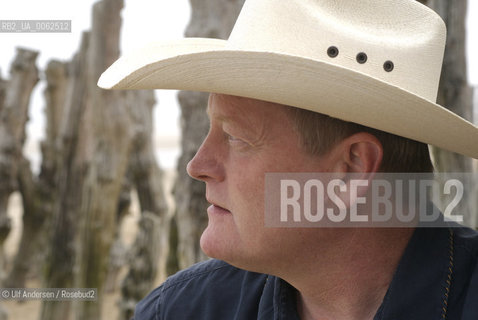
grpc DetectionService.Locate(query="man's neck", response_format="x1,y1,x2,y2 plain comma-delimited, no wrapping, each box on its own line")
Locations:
278,228,414,320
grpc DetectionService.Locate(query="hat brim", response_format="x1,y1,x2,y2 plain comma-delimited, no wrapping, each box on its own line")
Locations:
98,38,478,159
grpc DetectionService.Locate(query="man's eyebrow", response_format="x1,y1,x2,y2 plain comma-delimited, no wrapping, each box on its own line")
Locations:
206,106,236,124
206,95,254,127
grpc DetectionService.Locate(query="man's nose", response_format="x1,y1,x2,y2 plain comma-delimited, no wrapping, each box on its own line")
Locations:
186,136,225,183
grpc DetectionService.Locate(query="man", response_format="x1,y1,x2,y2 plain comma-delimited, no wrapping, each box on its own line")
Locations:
99,0,478,319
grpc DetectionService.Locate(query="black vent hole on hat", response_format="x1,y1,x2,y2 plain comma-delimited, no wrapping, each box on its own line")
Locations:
356,52,367,64
384,60,394,72
327,46,339,58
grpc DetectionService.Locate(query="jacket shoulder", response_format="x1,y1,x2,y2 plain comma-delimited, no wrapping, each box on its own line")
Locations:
133,259,267,320
454,225,478,255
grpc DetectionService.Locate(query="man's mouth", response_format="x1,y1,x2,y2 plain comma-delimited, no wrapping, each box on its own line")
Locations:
207,201,231,215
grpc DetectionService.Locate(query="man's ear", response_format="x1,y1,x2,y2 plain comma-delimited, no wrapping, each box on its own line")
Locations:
326,133,383,211
340,132,383,174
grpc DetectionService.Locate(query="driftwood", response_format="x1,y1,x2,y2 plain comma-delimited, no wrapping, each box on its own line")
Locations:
0,0,168,319
0,48,38,249
73,0,131,317
40,31,91,320
117,89,168,320
39,0,166,319
0,49,39,284
0,74,7,284
424,0,477,228
119,211,161,320
0,47,38,320
5,60,67,289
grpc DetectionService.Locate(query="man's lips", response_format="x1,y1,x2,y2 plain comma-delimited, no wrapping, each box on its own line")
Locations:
207,203,232,215
206,195,232,214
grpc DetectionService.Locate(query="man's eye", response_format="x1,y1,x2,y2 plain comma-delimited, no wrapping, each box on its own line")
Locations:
227,134,239,142
225,133,247,146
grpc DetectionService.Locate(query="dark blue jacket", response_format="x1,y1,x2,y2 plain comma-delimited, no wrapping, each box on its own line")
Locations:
134,226,478,319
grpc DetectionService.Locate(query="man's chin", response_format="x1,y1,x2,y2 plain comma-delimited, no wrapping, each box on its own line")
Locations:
199,226,233,260
199,229,272,273
199,227,247,265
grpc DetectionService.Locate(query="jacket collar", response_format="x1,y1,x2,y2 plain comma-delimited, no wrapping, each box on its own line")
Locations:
258,225,452,320
374,226,452,319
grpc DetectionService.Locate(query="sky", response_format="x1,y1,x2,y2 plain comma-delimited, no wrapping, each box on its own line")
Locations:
0,0,477,171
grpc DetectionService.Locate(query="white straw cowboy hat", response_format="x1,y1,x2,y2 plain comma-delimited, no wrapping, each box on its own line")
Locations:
98,0,478,159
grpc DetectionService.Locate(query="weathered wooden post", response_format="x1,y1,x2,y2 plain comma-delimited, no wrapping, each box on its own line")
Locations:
0,49,39,287
5,60,68,289
423,0,477,228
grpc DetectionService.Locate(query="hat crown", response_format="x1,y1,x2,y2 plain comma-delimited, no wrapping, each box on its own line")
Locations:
228,0,446,102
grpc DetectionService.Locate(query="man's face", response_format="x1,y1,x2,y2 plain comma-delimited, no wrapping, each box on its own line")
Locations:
187,94,339,273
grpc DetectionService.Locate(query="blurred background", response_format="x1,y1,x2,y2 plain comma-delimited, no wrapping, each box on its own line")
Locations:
0,0,191,172
0,0,476,319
